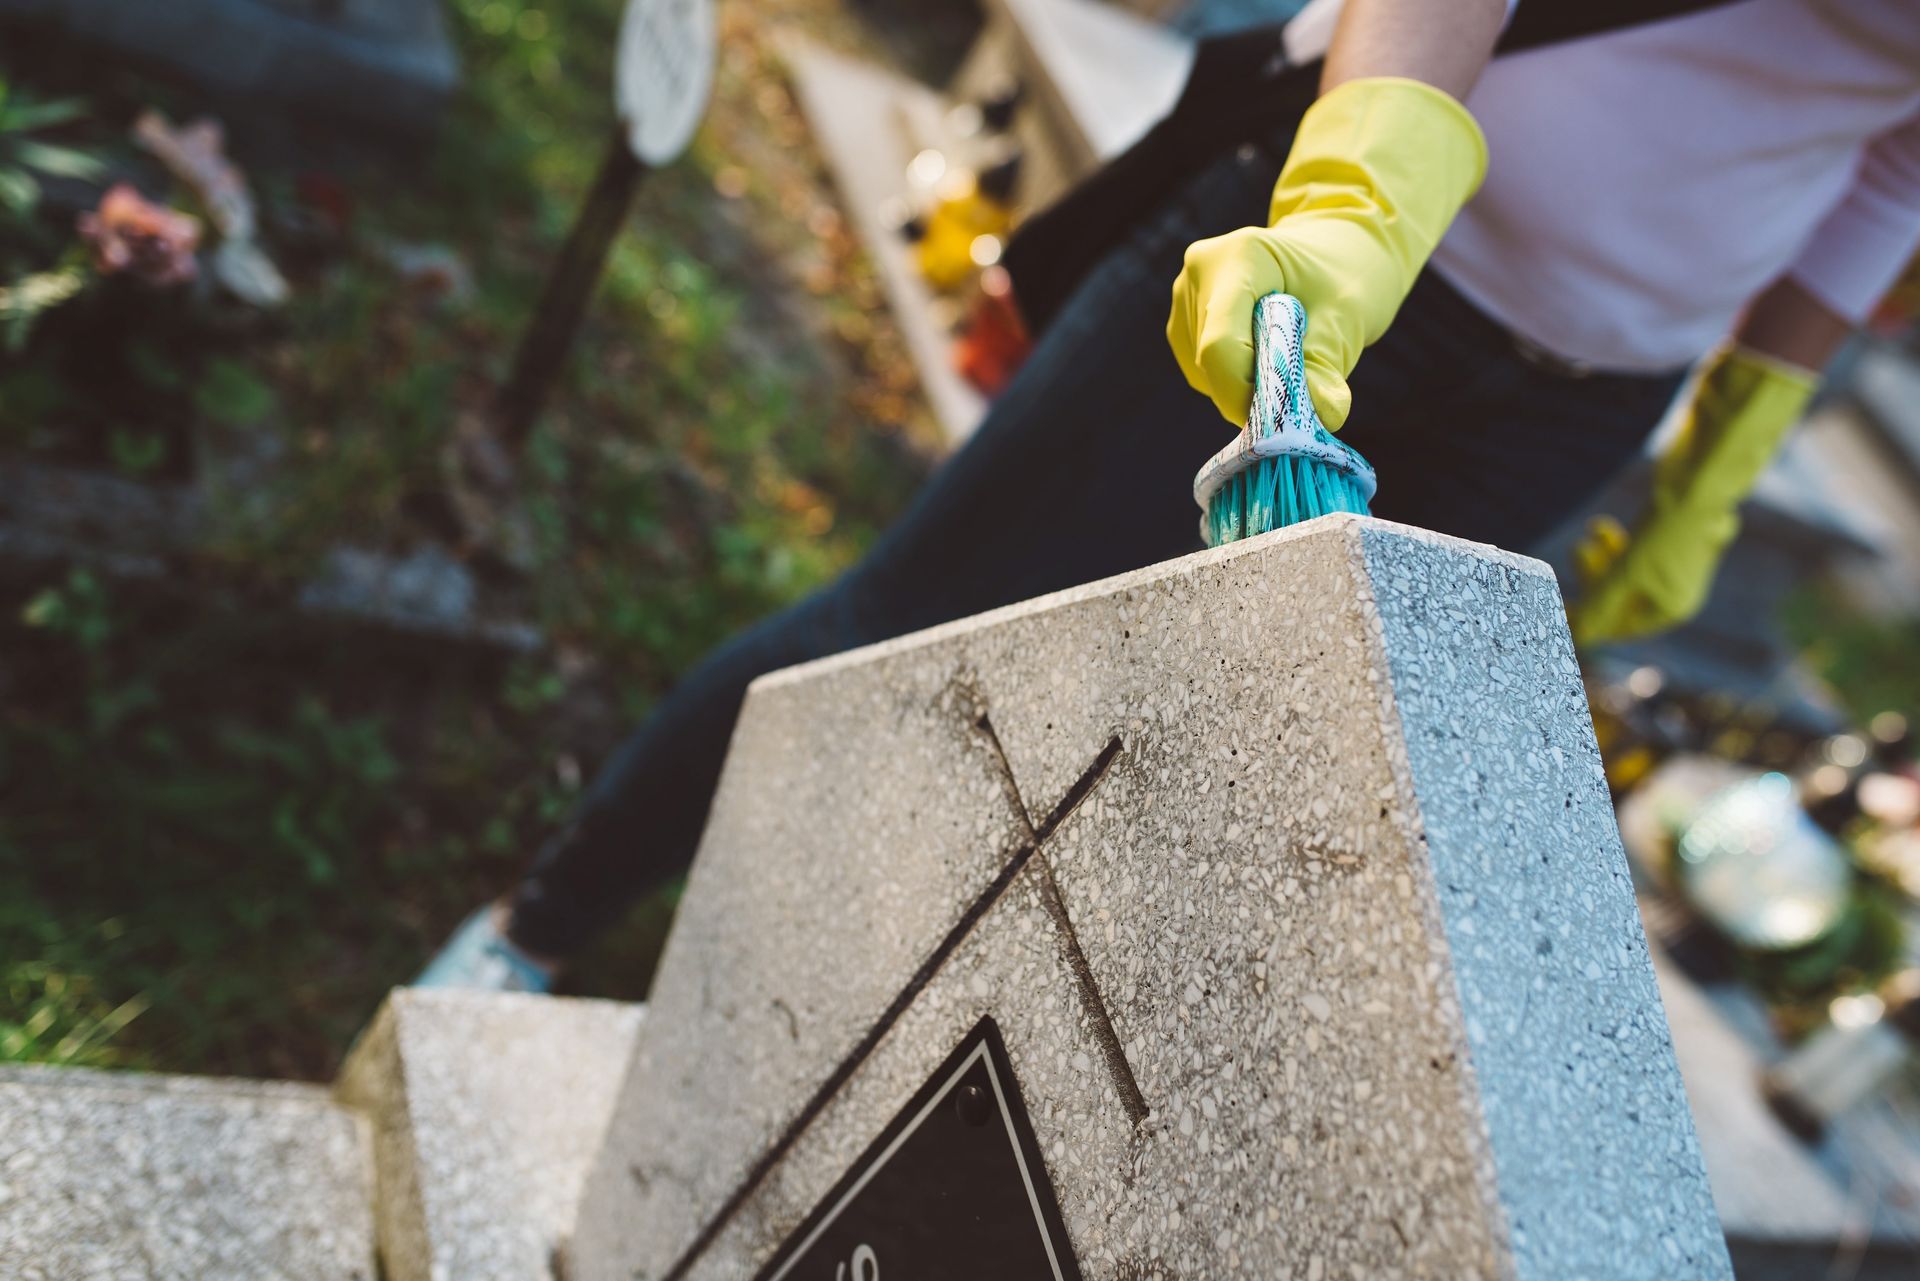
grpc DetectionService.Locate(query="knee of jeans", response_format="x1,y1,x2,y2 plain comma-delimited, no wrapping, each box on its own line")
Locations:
832,551,969,651
810,568,892,652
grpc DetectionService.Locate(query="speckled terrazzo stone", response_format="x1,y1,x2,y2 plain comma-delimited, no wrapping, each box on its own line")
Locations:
569,513,1731,1281
0,1067,375,1280
334,988,643,1281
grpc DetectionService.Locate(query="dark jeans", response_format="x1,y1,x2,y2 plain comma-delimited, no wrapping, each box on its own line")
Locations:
506,146,1686,956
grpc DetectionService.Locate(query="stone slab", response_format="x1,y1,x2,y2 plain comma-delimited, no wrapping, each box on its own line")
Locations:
0,461,540,652
570,513,1731,1280
334,988,644,1281
0,1067,375,1280
780,36,986,444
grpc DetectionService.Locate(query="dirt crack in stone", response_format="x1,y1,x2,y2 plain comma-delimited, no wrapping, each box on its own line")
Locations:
1031,847,1151,1126
969,716,1148,1124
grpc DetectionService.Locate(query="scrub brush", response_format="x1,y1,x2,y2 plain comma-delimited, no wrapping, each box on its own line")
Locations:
1192,292,1376,546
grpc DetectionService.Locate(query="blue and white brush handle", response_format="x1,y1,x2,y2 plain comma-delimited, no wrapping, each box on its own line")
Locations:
1190,293,1378,529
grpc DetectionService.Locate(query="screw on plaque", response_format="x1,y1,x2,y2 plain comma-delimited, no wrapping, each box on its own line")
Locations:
954,1083,992,1127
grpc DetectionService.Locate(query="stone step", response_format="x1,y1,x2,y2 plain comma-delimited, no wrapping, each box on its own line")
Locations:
334,988,644,1281
0,1063,377,1280
779,35,988,444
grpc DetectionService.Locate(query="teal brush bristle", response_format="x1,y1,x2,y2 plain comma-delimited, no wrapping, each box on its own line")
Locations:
1204,452,1371,546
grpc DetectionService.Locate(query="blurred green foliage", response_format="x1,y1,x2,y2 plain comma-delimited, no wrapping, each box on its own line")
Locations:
1739,884,1907,1007
1786,588,1920,727
3,568,563,1073
0,76,104,217
0,0,928,1076
0,76,104,351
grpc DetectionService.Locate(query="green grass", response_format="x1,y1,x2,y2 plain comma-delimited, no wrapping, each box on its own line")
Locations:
0,0,933,1077
1785,587,1920,730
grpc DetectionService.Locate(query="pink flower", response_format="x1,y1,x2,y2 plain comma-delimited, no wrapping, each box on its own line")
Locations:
77,184,201,286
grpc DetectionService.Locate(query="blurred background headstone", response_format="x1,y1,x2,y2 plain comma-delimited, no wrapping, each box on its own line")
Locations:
0,0,459,135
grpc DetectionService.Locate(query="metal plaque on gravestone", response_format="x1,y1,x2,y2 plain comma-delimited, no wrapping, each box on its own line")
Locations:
754,1019,1083,1281
615,0,716,165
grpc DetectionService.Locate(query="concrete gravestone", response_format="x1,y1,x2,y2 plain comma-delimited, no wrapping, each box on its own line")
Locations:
569,514,1732,1280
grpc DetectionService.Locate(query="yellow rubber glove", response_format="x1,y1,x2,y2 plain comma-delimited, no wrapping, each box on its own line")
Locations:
1569,344,1819,647
1167,76,1488,429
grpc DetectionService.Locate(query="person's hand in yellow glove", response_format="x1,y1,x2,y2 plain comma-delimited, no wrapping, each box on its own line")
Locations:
1568,344,1819,647
1166,76,1488,429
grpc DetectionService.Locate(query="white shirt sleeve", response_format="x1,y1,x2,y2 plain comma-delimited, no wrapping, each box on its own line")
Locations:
1788,111,1920,324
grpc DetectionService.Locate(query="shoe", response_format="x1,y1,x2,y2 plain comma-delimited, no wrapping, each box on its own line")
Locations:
413,906,555,993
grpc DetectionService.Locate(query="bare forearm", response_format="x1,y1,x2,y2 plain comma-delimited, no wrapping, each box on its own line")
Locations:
1735,276,1852,374
1321,0,1506,100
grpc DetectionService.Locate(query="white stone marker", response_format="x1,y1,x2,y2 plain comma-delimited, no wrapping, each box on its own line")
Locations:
336,989,644,1281
569,514,1732,1280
